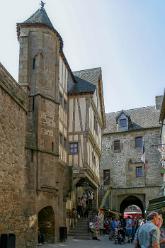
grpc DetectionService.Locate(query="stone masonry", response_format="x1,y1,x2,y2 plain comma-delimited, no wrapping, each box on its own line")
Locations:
100,99,163,213
0,63,36,247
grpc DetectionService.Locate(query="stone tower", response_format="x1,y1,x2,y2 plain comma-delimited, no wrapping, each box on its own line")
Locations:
17,4,66,245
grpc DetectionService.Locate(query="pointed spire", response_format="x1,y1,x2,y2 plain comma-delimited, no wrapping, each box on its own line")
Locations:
17,4,63,49
23,6,54,30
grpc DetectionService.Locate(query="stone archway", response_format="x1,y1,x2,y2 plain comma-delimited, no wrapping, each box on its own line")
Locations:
120,195,144,215
38,206,55,243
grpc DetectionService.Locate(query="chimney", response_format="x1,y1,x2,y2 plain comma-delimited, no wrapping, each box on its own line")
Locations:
155,95,163,110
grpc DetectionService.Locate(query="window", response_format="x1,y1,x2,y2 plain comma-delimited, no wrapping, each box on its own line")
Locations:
32,58,36,69
114,140,120,151
32,97,35,111
119,118,127,128
52,142,54,152
69,142,78,155
92,152,96,165
136,166,143,177
135,137,143,148
103,169,110,185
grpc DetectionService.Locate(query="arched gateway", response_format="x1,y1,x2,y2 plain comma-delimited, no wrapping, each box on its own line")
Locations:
38,206,55,243
120,195,144,216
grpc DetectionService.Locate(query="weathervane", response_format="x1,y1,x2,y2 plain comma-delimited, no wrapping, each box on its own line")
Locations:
40,1,45,8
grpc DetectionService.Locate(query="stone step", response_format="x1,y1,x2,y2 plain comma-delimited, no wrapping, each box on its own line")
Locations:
67,211,96,240
69,230,89,234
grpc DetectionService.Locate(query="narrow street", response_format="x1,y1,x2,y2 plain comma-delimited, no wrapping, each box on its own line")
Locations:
39,235,134,248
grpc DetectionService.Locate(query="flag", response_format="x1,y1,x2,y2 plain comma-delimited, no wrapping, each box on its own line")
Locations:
141,142,149,171
141,144,145,164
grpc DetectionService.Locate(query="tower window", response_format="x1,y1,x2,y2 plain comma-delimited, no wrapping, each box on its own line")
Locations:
52,142,54,152
32,58,36,70
92,152,96,165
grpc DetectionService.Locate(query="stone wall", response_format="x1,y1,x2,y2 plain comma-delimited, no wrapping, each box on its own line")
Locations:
100,127,162,211
0,64,36,247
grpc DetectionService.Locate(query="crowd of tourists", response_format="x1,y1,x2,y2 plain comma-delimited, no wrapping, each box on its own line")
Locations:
88,212,144,242
88,210,165,247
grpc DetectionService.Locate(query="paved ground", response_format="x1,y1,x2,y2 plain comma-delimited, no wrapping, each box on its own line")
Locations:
38,235,134,248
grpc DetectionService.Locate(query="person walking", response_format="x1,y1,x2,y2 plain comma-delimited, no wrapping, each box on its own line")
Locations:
126,216,133,243
158,214,165,248
134,211,160,248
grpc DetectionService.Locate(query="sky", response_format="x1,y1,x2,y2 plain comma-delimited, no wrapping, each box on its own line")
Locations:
0,0,165,113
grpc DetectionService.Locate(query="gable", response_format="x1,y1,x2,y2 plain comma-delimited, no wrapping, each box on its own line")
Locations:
73,68,106,128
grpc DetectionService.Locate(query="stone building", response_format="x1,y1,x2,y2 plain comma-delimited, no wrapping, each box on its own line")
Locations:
0,4,105,247
100,96,163,215
159,91,165,193
67,68,105,218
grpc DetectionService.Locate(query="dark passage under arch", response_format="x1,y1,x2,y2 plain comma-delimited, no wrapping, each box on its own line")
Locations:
38,206,55,243
120,195,144,216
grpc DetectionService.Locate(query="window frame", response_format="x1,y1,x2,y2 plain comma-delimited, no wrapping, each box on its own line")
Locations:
103,169,110,185
136,166,143,177
114,140,121,151
69,142,78,155
135,136,143,148
119,118,127,128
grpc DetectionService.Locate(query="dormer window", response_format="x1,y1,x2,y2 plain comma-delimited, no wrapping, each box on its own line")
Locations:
116,111,130,131
119,118,127,128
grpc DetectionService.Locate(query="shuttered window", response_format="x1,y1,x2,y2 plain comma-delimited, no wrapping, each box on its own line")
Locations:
103,169,110,185
114,140,120,151
135,137,143,148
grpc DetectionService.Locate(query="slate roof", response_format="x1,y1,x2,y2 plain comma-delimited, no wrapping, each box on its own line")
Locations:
17,6,63,48
73,67,102,86
72,67,106,127
23,7,54,28
104,106,161,134
68,76,96,95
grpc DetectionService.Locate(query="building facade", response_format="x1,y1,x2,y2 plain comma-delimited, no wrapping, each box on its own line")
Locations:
159,91,165,193
0,4,105,247
100,96,163,215
67,68,105,220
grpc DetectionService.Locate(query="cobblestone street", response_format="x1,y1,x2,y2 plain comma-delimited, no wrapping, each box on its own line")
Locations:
39,235,133,248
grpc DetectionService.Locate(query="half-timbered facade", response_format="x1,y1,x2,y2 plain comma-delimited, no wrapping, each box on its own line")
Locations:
68,68,105,212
